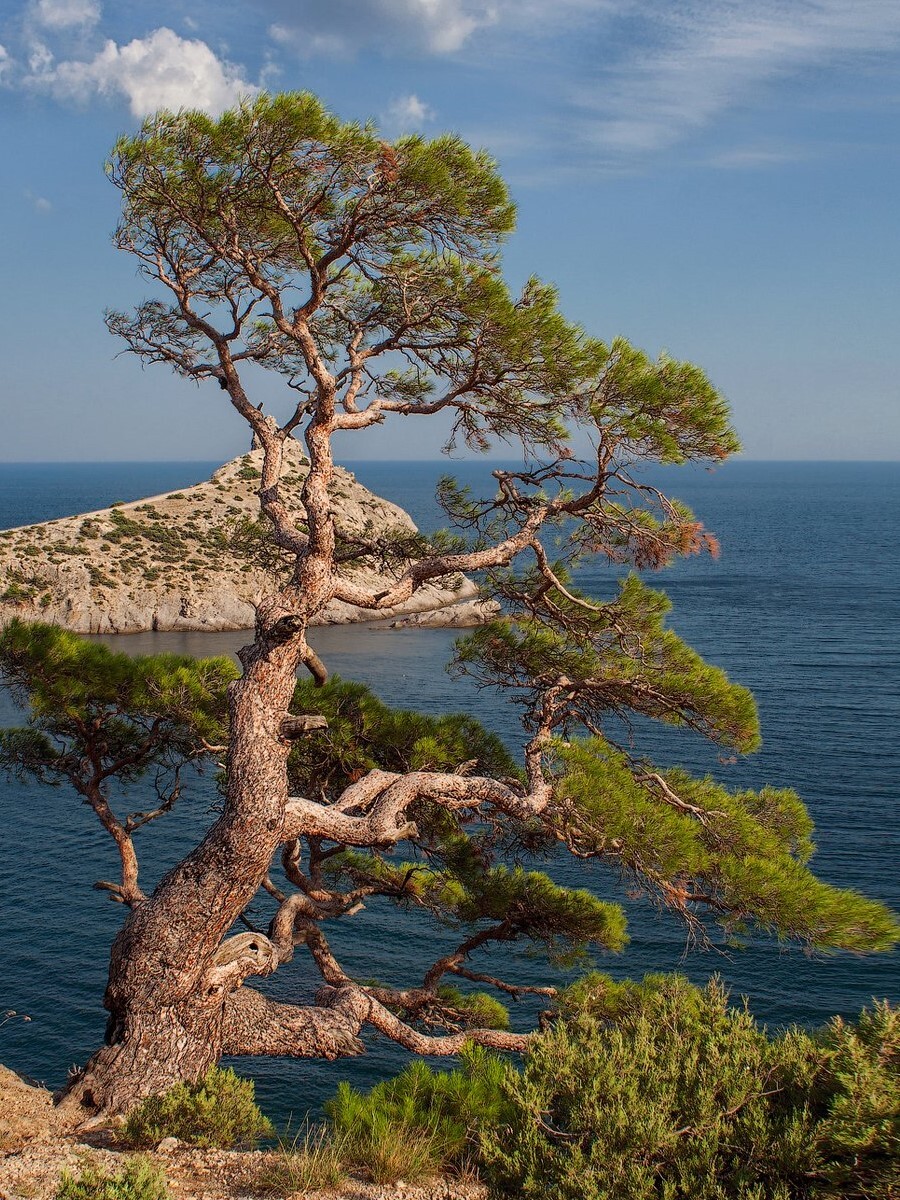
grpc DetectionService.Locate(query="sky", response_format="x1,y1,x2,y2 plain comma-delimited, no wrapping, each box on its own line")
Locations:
0,0,898,462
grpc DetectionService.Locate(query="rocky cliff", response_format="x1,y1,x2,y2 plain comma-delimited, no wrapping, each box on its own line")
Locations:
0,442,495,635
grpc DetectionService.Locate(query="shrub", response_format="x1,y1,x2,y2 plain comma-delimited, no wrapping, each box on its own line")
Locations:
1,582,32,602
56,1156,169,1200
325,1048,510,1179
479,974,899,1200
122,1066,273,1150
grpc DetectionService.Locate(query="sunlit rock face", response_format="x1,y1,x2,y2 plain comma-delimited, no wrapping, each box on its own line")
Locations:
0,441,484,634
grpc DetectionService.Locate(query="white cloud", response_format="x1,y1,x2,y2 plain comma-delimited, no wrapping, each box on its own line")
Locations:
576,0,900,158
0,44,12,84
267,0,497,57
32,0,101,30
26,26,257,116
25,189,52,212
28,41,53,73
264,0,623,59
383,92,435,131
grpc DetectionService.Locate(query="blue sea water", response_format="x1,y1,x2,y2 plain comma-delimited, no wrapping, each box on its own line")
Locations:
0,459,897,1125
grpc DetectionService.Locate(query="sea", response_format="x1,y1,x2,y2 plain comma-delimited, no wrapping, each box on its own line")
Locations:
0,459,897,1125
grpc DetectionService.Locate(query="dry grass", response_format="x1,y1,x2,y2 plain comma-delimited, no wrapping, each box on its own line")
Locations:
255,1124,347,1195
255,1118,447,1193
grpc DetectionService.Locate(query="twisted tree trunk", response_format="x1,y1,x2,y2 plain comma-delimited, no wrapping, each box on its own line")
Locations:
61,390,342,1118
59,620,307,1115
56,338,537,1121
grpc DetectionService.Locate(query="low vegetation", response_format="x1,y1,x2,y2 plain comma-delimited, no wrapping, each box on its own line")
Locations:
122,1067,273,1150
484,974,899,1200
256,976,899,1199
256,1124,348,1194
56,1157,169,1200
54,976,895,1197
324,1048,509,1180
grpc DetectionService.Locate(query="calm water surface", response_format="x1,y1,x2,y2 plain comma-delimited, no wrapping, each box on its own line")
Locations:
0,459,897,1123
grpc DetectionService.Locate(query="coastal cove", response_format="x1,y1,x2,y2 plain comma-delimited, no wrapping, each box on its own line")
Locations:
0,459,897,1126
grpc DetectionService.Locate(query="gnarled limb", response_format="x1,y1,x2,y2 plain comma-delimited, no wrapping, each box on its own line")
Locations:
82,785,146,907
355,988,531,1054
331,508,550,611
203,932,281,996
282,768,553,848
280,713,328,740
222,982,531,1061
450,966,558,1000
221,986,366,1059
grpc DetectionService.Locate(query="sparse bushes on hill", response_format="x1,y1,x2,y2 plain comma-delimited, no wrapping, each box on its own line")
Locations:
122,1066,273,1150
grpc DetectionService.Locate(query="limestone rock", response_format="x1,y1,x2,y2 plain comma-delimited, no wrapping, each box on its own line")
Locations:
0,442,482,635
388,599,500,629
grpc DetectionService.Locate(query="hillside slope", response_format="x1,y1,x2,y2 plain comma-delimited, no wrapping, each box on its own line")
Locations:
0,443,489,634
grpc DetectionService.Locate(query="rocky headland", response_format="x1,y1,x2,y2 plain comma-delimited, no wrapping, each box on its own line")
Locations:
0,442,497,635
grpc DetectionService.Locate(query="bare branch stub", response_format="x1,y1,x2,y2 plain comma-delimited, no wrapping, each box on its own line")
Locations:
280,714,328,740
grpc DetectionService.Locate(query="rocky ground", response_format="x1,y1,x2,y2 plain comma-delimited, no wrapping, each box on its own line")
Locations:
0,441,498,635
0,1067,486,1200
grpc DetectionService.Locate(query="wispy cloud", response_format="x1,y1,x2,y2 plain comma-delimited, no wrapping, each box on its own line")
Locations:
27,40,53,72
25,26,258,116
267,0,496,58
31,0,100,31
574,1,900,159
709,144,805,170
257,0,900,172
24,188,52,212
262,0,612,59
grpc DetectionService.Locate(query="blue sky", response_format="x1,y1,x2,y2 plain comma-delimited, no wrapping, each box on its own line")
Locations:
0,0,897,461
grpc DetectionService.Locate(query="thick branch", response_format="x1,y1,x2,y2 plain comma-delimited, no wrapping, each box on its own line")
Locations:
82,783,146,906
202,931,280,997
282,769,552,847
359,989,530,1054
221,986,364,1059
330,507,550,610
221,983,531,1061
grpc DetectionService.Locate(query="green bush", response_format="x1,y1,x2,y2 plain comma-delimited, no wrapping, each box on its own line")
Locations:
325,1048,510,1178
122,1066,274,1150
479,974,899,1200
56,1156,169,1200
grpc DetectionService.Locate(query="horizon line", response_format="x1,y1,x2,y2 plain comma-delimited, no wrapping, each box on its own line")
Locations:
1,458,899,467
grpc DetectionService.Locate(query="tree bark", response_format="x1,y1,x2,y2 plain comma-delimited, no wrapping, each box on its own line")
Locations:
60,613,311,1118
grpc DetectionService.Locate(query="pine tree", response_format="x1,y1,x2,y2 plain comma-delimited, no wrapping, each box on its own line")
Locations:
0,92,895,1119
